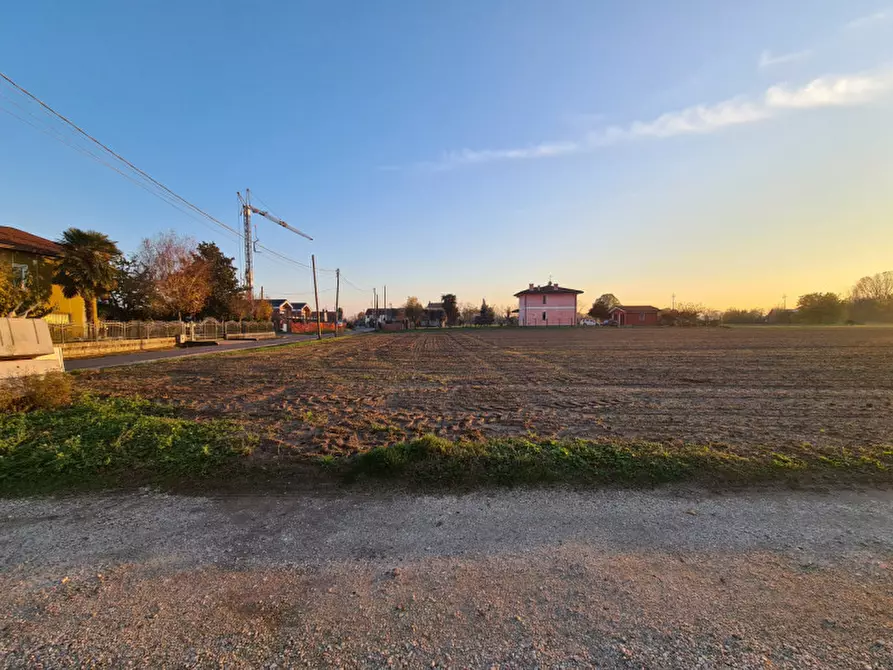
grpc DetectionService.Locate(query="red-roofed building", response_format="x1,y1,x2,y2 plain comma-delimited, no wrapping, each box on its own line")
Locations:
609,305,661,326
0,226,87,327
514,281,583,327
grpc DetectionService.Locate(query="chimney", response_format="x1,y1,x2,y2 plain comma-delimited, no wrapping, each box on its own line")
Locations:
529,283,534,289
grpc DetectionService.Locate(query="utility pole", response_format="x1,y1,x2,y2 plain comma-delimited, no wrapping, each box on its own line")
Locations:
373,288,378,324
311,254,322,341
384,285,387,322
782,294,787,310
334,269,341,338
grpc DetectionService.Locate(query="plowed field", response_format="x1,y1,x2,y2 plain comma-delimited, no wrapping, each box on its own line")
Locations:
76,327,893,456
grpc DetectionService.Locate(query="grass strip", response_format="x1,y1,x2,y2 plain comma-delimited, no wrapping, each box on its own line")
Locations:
2,399,892,495
346,434,893,487
0,395,257,495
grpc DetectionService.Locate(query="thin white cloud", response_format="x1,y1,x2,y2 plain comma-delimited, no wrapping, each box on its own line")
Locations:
845,9,890,30
765,73,891,108
759,49,812,69
436,142,580,168
419,69,893,170
621,98,770,139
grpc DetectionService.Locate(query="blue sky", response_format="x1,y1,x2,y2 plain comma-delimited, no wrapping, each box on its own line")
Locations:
1,1,892,315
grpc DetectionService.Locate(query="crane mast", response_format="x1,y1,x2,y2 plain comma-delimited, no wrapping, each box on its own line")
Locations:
237,188,312,300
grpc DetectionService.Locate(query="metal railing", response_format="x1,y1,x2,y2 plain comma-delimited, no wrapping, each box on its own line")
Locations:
48,319,274,344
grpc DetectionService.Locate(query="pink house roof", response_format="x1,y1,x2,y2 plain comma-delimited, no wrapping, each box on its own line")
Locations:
514,282,583,297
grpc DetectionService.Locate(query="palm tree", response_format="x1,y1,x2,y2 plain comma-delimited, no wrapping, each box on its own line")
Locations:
54,228,122,329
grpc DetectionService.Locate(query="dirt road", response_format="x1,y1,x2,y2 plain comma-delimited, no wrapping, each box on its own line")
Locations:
3,487,892,668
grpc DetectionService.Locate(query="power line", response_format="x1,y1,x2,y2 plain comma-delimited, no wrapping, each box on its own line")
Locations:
0,99,241,243
254,242,312,269
0,70,241,239
0,70,368,293
340,274,371,292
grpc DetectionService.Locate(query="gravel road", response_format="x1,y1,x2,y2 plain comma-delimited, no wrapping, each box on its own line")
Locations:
3,487,893,668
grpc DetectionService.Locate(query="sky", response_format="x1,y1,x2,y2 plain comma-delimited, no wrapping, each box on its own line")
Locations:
1,1,892,316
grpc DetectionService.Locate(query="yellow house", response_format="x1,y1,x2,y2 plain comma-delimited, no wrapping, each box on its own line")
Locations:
0,226,87,327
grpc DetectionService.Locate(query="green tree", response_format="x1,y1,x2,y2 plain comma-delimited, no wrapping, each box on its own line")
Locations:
0,262,52,317
404,296,425,326
722,308,765,324
53,228,122,328
196,242,242,319
588,293,620,320
796,293,845,324
252,299,273,321
660,302,703,327
477,299,495,325
441,293,459,326
103,256,153,320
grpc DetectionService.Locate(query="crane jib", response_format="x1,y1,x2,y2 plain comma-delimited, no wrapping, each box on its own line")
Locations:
249,205,313,241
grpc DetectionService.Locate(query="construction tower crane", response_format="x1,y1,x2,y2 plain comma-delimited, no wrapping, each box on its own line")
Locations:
237,188,313,299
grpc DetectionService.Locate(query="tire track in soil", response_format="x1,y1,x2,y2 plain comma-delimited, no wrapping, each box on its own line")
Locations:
75,328,893,453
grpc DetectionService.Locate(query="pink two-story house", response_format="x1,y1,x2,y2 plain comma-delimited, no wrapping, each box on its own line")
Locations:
515,282,583,327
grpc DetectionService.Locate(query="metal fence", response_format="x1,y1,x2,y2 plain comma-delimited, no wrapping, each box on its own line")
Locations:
48,319,274,344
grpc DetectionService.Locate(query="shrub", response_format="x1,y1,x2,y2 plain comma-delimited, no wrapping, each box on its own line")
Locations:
0,372,73,412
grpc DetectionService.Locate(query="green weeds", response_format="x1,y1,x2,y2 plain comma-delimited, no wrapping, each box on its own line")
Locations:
2,398,891,495
0,395,256,494
347,434,893,487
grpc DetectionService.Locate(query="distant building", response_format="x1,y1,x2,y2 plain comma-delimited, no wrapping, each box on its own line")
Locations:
609,305,661,326
310,309,340,323
0,226,86,327
365,307,404,326
269,299,311,331
514,281,583,327
421,302,446,328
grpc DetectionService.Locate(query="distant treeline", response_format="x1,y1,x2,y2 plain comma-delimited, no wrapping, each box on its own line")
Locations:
721,270,893,325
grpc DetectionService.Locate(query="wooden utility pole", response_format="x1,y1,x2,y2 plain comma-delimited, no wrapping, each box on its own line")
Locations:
334,268,341,337
311,254,322,341
384,285,387,322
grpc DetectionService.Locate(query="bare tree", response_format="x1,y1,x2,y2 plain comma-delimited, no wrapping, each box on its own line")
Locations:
852,271,893,302
491,304,512,326
660,302,704,326
137,232,211,320
459,301,478,325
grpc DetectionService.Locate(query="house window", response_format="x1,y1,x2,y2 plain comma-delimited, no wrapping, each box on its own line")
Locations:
542,295,547,304
12,263,28,286
639,312,646,322
542,311,547,321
